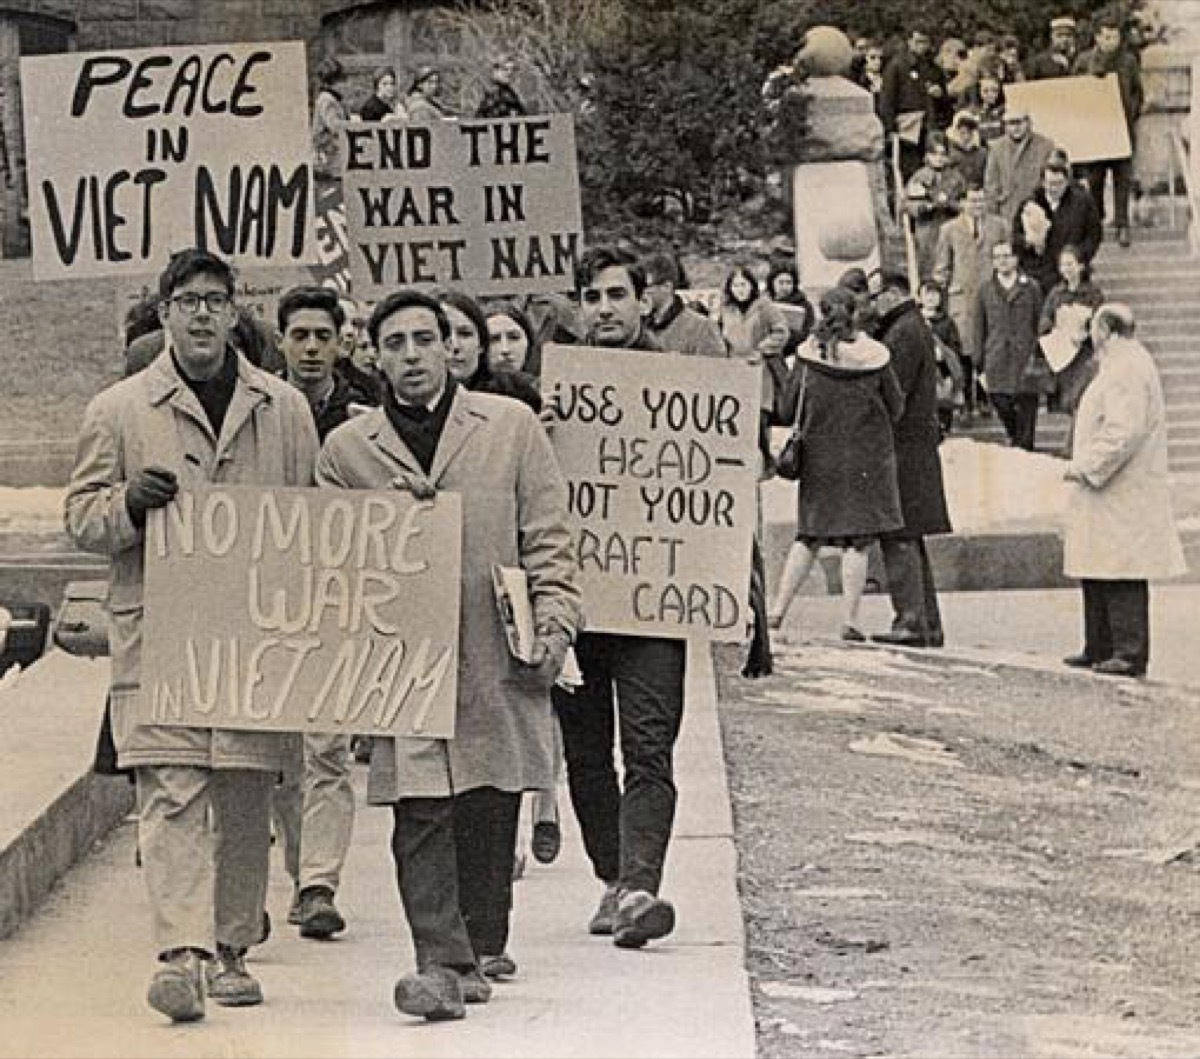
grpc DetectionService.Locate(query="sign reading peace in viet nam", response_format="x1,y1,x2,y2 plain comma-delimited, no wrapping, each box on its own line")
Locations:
138,487,461,738
21,41,314,280
343,114,582,299
541,345,760,640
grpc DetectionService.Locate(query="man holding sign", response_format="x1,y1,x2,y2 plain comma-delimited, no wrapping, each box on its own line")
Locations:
316,289,580,1022
551,246,688,950
64,249,319,1023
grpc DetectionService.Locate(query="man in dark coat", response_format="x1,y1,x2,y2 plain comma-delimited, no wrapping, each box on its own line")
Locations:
1012,157,1102,292
1026,16,1079,80
879,28,950,181
869,273,953,648
1073,16,1143,246
976,241,1045,450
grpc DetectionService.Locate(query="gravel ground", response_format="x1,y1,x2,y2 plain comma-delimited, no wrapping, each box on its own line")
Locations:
715,639,1200,1059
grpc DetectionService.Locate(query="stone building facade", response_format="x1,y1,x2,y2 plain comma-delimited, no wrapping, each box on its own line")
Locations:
0,1,490,254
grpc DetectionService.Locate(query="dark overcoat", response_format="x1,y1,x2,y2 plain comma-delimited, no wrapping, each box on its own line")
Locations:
873,300,953,537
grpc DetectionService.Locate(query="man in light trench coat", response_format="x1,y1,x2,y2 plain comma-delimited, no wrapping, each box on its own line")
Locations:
1062,303,1187,676
64,248,319,1022
315,288,581,1022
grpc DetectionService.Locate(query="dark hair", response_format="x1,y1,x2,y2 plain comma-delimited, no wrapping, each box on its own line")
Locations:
124,291,162,346
1000,34,1020,50
1093,303,1134,337
474,369,544,413
642,251,683,289
277,285,345,333
876,269,912,295
723,265,760,307
1095,16,1123,35
410,65,440,94
766,262,799,300
1057,242,1092,281
815,287,859,358
1043,158,1071,179
837,266,870,295
575,245,647,298
315,57,346,90
157,248,235,301
372,66,396,91
484,299,540,375
918,280,946,306
368,289,450,347
232,308,283,371
436,289,490,386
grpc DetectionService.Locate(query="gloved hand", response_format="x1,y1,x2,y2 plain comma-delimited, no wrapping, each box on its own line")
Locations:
125,466,178,526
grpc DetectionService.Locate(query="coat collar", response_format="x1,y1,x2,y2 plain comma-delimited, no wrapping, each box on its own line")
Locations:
366,386,486,485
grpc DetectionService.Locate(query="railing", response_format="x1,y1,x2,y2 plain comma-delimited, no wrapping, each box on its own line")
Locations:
1168,129,1198,255
890,135,920,294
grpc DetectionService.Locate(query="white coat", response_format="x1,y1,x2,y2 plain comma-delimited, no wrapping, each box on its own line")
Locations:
1063,337,1187,581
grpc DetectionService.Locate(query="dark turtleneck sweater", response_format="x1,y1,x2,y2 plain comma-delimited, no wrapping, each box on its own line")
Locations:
382,377,458,474
174,348,238,437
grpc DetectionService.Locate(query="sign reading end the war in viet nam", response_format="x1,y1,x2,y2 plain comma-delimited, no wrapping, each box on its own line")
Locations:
21,41,314,280
139,486,461,738
343,114,582,299
541,345,760,640
1005,74,1132,165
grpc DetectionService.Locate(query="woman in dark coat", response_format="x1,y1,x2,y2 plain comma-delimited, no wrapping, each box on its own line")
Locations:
1038,244,1105,422
768,287,904,641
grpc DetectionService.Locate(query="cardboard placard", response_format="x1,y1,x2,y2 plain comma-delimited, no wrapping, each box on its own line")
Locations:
343,115,582,299
1004,74,1132,164
139,486,461,737
22,41,315,280
541,344,759,640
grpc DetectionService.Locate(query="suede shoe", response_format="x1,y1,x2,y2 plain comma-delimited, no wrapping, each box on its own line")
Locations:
1093,657,1143,678
205,945,263,1007
613,889,676,949
588,883,621,935
480,952,518,979
457,967,493,1004
394,967,465,1022
298,886,346,939
531,820,562,864
147,948,206,1023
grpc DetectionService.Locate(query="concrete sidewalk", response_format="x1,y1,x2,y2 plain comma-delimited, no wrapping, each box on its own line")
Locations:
0,646,755,1059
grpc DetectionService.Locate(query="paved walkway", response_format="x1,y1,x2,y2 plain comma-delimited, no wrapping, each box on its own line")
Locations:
0,648,754,1059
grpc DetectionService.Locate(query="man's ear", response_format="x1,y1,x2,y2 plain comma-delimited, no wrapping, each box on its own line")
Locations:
157,300,169,326
639,289,653,319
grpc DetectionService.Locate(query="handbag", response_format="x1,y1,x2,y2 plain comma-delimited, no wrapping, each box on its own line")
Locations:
775,366,809,481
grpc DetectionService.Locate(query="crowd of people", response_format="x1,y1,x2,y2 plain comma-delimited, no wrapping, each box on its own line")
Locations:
62,7,1186,1032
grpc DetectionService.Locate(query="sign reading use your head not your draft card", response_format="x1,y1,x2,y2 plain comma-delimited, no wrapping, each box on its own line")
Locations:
138,486,461,738
541,345,759,640
343,114,582,299
21,41,314,280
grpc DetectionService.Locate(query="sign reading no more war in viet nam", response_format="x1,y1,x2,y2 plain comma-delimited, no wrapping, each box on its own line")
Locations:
541,345,760,640
343,115,582,299
21,41,314,280
139,486,462,738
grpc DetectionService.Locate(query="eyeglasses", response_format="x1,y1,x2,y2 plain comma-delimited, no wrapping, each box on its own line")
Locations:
171,291,231,315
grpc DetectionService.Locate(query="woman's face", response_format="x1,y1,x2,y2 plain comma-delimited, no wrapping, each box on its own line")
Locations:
378,73,397,101
486,313,530,373
980,79,1000,106
421,73,440,96
443,305,483,380
730,274,754,303
771,273,795,299
1059,251,1083,286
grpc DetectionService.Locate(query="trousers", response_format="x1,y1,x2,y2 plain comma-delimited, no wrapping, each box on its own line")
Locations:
879,536,943,642
136,766,273,955
272,733,354,893
990,392,1039,451
390,787,521,970
1081,578,1149,672
554,634,686,895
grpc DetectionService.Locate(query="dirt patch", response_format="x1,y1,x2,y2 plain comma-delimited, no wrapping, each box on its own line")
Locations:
716,641,1200,1058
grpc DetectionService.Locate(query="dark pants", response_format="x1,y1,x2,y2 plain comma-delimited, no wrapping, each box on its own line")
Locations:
390,786,521,971
554,634,686,895
1081,578,1149,673
1085,157,1132,228
991,392,1039,450
879,536,943,642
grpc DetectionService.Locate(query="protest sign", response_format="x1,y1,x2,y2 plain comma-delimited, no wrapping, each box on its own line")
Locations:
22,41,314,280
343,114,582,299
1005,75,1131,164
139,486,461,738
541,345,759,640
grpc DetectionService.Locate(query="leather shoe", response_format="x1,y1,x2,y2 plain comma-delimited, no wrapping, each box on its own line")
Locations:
394,967,465,1021
298,886,345,939
531,820,562,864
871,629,928,647
613,890,675,949
1062,652,1095,669
1092,658,1143,678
